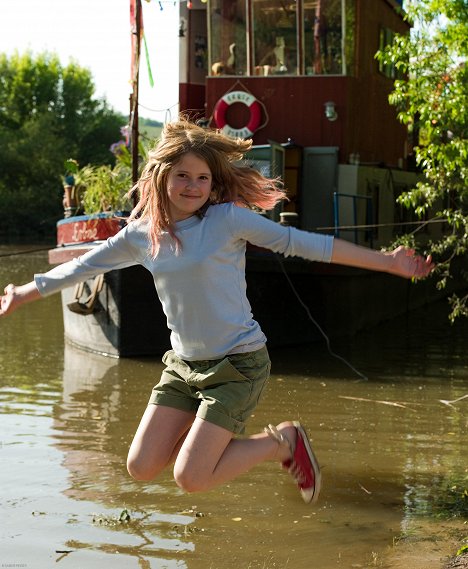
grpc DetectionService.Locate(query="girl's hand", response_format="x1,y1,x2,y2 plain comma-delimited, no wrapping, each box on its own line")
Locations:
0,281,41,316
0,284,19,316
387,246,434,279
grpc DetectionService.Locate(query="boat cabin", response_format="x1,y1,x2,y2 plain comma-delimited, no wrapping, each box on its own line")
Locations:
178,0,424,249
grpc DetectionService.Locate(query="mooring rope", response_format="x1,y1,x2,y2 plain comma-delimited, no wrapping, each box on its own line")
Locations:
275,254,368,381
0,246,53,259
316,218,447,233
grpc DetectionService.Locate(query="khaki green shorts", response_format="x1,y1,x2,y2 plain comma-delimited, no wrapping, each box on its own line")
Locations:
148,346,271,434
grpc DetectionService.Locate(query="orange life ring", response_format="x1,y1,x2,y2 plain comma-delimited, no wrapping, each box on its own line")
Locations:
213,91,262,138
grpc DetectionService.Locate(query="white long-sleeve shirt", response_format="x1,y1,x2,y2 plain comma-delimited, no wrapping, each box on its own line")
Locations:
35,203,334,360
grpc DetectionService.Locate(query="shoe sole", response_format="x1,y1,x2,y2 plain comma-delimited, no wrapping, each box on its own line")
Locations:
293,421,322,504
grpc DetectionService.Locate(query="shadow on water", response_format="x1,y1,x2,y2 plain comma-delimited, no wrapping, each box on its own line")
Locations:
0,249,467,568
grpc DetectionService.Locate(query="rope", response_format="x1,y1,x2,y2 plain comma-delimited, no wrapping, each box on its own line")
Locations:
275,254,368,381
315,218,447,233
138,101,179,114
0,246,52,258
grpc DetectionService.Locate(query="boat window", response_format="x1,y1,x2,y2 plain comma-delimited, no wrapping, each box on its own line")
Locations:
208,0,355,77
209,1,247,76
378,27,396,79
253,0,298,76
304,0,355,76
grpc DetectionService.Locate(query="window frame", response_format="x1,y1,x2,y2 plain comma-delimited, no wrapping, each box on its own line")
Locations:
207,0,355,78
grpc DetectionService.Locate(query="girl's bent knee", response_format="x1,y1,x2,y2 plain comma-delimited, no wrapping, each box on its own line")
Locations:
127,457,159,482
173,467,208,493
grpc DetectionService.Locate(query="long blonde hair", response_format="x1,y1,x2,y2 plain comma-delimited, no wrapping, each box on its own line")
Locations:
127,119,287,256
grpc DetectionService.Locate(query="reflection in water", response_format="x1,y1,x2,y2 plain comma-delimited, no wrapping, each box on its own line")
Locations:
55,344,197,566
0,250,467,568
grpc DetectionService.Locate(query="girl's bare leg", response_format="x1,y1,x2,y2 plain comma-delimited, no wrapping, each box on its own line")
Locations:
127,405,296,492
173,417,295,493
127,404,196,481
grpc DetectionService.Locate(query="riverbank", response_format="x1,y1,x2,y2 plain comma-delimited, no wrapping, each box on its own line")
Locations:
376,519,468,569
447,554,468,569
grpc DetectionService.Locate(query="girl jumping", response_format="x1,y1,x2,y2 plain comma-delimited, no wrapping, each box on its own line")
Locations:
0,119,433,504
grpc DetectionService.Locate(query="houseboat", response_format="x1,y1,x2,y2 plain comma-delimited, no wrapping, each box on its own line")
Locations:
49,0,448,357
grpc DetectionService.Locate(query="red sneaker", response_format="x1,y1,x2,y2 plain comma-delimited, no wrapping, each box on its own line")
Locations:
283,422,321,504
265,421,321,504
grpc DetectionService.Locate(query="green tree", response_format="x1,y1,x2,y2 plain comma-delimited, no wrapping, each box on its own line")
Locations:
378,0,468,320
0,51,125,238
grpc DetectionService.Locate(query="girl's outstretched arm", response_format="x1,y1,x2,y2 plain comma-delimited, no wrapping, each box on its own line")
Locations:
330,239,434,279
0,281,41,317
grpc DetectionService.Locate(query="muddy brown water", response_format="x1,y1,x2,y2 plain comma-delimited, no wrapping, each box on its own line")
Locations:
0,247,467,568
